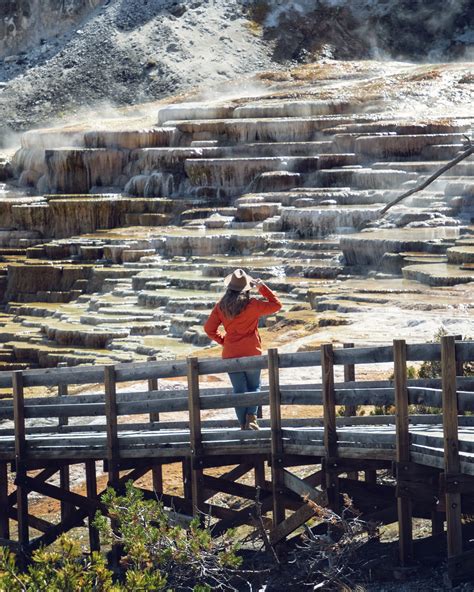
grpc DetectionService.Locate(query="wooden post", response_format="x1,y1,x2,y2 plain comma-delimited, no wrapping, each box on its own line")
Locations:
182,459,193,501
343,343,358,480
148,356,163,494
454,335,463,378
364,470,377,484
57,362,72,521
57,362,68,428
254,458,266,489
104,365,121,568
322,343,338,512
254,400,266,488
85,460,100,552
187,357,204,517
0,462,9,539
104,365,119,489
343,343,356,416
13,370,29,552
394,339,413,565
268,348,285,527
441,335,463,563
454,335,464,417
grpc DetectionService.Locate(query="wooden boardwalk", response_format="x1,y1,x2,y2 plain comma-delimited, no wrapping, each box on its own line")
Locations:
1,336,474,582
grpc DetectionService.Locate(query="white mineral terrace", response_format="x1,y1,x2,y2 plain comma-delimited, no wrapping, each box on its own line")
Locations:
0,60,472,371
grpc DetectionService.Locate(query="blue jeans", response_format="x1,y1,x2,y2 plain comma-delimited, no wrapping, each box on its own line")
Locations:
228,370,261,426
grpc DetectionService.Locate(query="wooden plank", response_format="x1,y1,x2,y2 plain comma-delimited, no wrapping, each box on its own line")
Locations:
0,341,471,390
343,343,357,417
57,363,71,521
147,490,239,522
256,398,266,488
442,335,463,560
441,473,474,495
322,343,339,512
24,475,103,512
6,466,58,509
254,458,266,489
104,365,119,488
202,475,263,500
7,385,471,421
28,467,149,552
269,502,317,545
282,469,328,506
0,463,9,539
187,356,204,517
85,460,100,552
328,458,390,473
104,366,124,569
198,454,269,469
4,376,471,411
29,507,89,552
221,463,254,482
182,458,192,501
13,370,29,551
394,339,413,565
343,343,358,480
322,344,337,458
211,494,274,537
57,362,68,428
454,335,464,378
148,356,163,494
268,348,285,528
7,507,53,534
447,546,474,582
1,377,470,416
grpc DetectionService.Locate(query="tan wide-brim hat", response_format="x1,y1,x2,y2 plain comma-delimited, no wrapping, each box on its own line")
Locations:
224,268,254,292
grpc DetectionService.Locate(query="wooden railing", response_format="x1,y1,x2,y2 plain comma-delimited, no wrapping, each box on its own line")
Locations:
0,336,473,579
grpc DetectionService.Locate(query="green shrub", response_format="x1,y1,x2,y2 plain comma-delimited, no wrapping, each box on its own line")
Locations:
0,537,117,592
0,482,242,592
94,482,241,590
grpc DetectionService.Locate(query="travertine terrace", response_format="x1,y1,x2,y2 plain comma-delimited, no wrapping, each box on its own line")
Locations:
0,60,473,370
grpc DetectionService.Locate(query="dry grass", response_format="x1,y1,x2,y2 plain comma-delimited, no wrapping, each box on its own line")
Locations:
405,69,442,82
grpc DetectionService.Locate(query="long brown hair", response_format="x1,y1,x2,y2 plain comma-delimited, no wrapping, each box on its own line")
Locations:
219,288,250,319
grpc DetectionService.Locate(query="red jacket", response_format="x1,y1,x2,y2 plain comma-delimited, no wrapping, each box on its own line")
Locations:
203,284,282,359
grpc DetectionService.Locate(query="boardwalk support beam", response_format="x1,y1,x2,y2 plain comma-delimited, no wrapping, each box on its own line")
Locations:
394,339,413,565
269,348,285,528
442,335,463,581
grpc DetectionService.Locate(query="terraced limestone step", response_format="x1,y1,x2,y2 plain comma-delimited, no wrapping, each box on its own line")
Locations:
184,156,319,194
354,133,468,157
171,116,365,145
402,263,474,286
340,227,461,267
447,245,474,265
315,167,417,189
281,206,382,238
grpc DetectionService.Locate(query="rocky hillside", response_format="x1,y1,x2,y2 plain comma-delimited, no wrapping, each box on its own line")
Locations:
0,0,472,137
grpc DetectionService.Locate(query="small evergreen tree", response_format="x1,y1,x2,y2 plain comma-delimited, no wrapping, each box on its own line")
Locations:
0,482,242,592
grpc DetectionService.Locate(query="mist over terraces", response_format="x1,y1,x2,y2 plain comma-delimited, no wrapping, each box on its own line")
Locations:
0,0,472,133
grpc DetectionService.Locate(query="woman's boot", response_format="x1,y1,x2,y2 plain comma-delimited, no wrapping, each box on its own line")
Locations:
246,414,259,430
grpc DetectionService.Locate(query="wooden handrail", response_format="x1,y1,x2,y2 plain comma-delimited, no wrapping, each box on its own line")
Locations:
0,340,471,389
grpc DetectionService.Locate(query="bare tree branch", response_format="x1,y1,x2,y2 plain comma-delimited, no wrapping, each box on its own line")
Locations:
379,139,473,216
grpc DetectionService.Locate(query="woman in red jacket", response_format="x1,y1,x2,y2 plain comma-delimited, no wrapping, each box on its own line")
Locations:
203,269,282,430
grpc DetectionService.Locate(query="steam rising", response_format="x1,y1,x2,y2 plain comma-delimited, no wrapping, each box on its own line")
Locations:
257,0,473,60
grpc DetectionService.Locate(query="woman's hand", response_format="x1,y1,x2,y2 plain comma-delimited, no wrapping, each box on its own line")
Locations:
252,278,264,288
